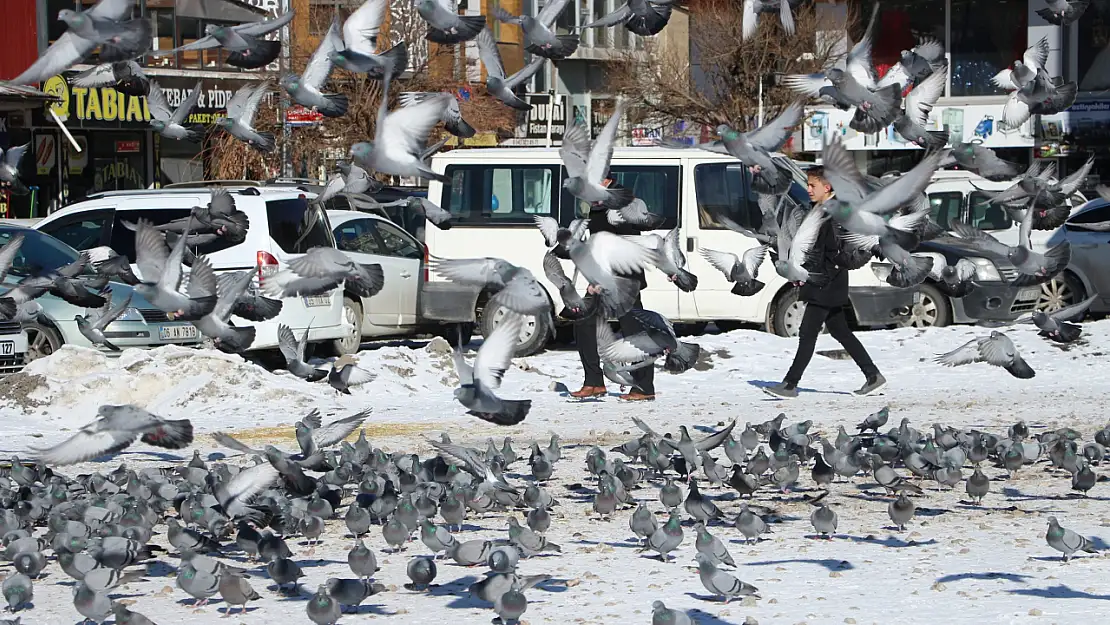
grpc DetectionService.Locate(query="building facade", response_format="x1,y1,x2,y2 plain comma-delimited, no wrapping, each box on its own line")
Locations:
0,0,276,218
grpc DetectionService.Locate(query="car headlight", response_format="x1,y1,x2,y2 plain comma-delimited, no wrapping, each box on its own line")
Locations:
968,257,1002,282
116,307,144,322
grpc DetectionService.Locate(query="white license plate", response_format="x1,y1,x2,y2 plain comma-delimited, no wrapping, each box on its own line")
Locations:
159,325,198,341
0,342,12,356
1018,288,1041,301
303,295,331,307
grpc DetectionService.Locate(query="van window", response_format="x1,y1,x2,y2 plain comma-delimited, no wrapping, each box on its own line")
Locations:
928,192,962,229
108,208,240,262
335,219,384,255
41,215,110,250
695,163,762,231
268,198,334,253
442,165,559,225
968,191,1013,230
561,165,681,229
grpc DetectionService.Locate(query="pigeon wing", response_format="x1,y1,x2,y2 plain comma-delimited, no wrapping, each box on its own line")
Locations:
475,28,507,80
533,215,561,247
585,99,628,184
379,93,451,157
303,17,342,88
745,101,804,152
134,220,169,282
560,123,591,179
341,0,387,55
699,248,738,278
473,312,521,390
31,427,136,466
935,338,986,367
313,409,371,448
171,81,204,126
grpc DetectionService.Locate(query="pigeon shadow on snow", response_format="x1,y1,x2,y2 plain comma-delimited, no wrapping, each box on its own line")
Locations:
575,538,643,549
1009,584,1110,600
685,591,755,607
848,535,939,548
685,608,743,624
935,572,1031,585
747,380,853,396
427,575,485,609
1001,486,1110,503
746,558,855,572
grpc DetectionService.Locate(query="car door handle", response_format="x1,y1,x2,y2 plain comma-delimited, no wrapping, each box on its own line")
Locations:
686,236,696,253
400,271,412,278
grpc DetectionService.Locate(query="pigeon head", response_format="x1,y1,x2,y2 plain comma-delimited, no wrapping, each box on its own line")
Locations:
417,0,438,16
716,124,740,142
350,142,374,163
1007,245,1030,265
58,9,83,26
280,74,301,94
205,24,227,37
453,386,476,404
562,177,584,196
1031,310,1047,325
214,116,233,130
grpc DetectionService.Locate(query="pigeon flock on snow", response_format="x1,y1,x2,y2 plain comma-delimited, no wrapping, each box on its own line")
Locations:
0,0,1106,623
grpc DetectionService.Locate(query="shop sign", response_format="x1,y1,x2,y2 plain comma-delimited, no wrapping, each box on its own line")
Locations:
1038,100,1110,158
34,135,56,175
590,98,615,139
800,103,1035,152
40,74,270,128
94,161,144,191
506,94,566,146
285,106,323,126
116,140,141,153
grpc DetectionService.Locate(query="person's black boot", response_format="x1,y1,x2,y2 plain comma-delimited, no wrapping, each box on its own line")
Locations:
763,381,799,398
854,373,887,396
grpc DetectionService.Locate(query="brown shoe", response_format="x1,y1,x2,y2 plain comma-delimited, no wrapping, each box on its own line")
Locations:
618,391,655,401
570,386,607,398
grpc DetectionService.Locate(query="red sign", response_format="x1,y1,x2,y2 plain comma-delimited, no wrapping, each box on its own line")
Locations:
116,140,140,153
285,105,323,126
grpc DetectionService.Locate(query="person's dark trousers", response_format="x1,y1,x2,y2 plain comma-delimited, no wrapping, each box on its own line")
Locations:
574,296,655,394
784,303,878,386
575,311,606,388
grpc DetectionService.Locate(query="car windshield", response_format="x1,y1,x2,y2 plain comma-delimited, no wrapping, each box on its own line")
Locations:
0,228,82,279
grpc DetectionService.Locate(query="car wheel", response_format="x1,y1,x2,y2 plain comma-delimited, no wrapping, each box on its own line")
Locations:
480,300,550,357
768,287,810,338
676,322,709,337
330,297,362,356
896,283,951,329
1036,273,1084,314
23,322,63,363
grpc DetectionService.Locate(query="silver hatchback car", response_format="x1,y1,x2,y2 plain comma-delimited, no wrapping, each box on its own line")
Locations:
0,226,201,364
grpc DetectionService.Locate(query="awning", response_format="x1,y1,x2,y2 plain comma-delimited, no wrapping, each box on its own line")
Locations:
0,84,60,112
174,0,269,22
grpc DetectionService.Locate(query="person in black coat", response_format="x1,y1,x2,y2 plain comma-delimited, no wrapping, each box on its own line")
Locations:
569,183,656,402
764,167,886,398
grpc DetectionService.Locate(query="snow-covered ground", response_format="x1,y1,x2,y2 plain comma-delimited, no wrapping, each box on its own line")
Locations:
1,322,1108,624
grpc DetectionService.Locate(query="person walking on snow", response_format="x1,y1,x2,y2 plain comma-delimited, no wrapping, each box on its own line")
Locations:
763,166,886,399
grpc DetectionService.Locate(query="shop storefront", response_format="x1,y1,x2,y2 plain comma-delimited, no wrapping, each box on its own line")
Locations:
0,85,60,220
19,72,263,217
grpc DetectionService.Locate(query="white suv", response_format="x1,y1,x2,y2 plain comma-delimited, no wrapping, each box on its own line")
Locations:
33,184,351,354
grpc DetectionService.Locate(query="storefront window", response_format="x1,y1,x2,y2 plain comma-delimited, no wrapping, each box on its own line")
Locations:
950,0,1029,96
177,17,204,69
150,6,177,68
1078,0,1110,90
871,0,946,81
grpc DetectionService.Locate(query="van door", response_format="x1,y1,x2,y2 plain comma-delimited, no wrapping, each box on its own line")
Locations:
683,161,773,323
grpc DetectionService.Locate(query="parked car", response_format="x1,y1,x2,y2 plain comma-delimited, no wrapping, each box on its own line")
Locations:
324,186,428,240
925,168,1089,314
423,146,916,354
1042,198,1110,315
31,186,351,354
0,226,200,365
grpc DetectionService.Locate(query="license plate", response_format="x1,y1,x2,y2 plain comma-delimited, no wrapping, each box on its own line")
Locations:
1018,288,1040,301
303,295,331,307
159,325,198,341
0,342,12,356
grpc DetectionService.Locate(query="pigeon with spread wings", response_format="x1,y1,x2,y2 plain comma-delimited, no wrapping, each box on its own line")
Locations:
282,16,348,117
475,28,548,111
152,10,294,69
349,84,451,182
495,0,580,59
329,0,408,79
700,245,768,297
73,60,150,97
561,98,635,210
31,404,194,466
935,331,1035,379
450,312,532,425
262,246,384,298
146,80,204,143
215,82,275,153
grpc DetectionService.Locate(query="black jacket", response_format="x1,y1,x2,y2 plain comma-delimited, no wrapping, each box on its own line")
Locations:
798,212,852,308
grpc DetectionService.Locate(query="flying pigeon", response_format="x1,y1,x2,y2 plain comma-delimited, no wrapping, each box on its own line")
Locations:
417,0,487,43
935,331,1035,379
1024,295,1097,343
951,217,1070,286
991,36,1050,92
475,28,548,111
892,69,948,149
0,144,30,195
215,82,275,153
30,405,193,466
75,292,132,351
146,80,204,143
742,0,803,40
942,141,1021,181
73,60,150,97
329,0,408,79
193,266,258,352
1036,0,1091,25
262,246,384,298
328,356,376,395
349,84,451,181
282,16,348,117
451,312,531,425
583,0,675,36
429,256,552,319
399,91,476,138
565,229,660,316
542,250,594,320
495,0,579,59
637,227,698,292
561,98,635,209
154,10,295,69
10,0,151,85
133,220,218,321
606,198,666,230
709,101,805,193
700,245,768,297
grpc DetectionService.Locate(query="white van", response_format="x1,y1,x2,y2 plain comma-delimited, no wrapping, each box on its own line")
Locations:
32,185,351,354
423,146,916,354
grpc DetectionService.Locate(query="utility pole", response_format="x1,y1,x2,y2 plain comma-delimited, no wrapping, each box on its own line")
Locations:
279,0,291,178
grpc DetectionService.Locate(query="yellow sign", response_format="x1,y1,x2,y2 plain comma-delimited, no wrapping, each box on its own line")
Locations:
444,132,499,147
43,75,70,122
73,86,151,123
